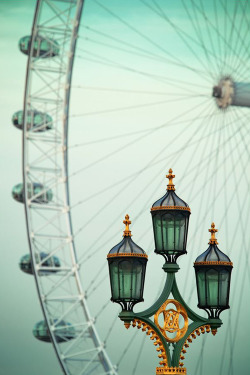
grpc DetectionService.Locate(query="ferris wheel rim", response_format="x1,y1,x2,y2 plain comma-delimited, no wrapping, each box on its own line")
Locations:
22,1,117,374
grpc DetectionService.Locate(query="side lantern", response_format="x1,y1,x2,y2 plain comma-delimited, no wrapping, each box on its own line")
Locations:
194,223,233,319
107,215,148,312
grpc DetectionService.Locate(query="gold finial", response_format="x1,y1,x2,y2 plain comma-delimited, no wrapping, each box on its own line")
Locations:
124,322,130,329
211,328,217,336
166,168,175,191
209,222,218,245
123,214,132,237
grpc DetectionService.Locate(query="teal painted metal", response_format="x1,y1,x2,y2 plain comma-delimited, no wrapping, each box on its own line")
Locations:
119,268,223,368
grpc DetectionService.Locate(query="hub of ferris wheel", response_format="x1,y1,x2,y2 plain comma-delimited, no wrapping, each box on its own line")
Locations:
213,76,250,109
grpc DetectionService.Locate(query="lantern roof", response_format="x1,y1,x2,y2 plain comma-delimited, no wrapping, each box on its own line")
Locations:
194,223,233,266
151,169,190,212
107,215,148,258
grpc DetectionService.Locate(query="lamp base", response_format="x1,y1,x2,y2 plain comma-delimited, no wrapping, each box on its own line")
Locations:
156,367,186,375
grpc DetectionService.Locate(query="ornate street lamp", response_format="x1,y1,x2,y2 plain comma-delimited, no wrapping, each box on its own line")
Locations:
107,170,233,375
151,169,191,265
107,214,148,313
194,222,233,320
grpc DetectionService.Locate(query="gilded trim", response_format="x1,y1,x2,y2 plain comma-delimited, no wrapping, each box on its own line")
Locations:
194,261,233,266
151,206,191,212
179,325,212,367
131,319,168,368
156,367,186,374
154,299,188,343
107,252,148,259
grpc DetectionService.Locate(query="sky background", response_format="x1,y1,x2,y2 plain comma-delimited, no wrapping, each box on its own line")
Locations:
0,1,249,375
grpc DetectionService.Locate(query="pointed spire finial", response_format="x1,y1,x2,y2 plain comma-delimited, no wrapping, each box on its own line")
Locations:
123,214,132,237
166,168,175,191
209,222,218,244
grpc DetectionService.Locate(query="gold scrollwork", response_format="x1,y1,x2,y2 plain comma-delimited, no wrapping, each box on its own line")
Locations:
179,325,215,367
154,299,188,343
131,319,168,368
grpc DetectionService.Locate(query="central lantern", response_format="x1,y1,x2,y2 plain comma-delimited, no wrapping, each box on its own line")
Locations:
151,169,191,264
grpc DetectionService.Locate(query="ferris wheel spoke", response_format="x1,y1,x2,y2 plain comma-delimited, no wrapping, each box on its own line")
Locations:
92,0,216,82
79,25,211,79
76,50,211,95
140,0,216,80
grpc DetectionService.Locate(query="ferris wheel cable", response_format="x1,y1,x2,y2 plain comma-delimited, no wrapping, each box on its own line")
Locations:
71,94,207,119
72,85,207,98
79,34,215,85
79,23,214,80
74,101,212,252
143,0,249,83
69,97,210,182
80,15,249,86
104,309,120,343
212,0,223,76
231,12,250,77
183,112,220,300
185,117,250,300
92,0,215,82
193,0,224,77
76,51,211,95
141,0,217,81
77,125,218,269
69,108,220,154
186,122,250,309
70,116,229,212
220,0,247,70
180,0,220,77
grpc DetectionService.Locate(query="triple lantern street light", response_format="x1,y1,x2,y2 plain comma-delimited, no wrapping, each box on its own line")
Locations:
107,169,233,375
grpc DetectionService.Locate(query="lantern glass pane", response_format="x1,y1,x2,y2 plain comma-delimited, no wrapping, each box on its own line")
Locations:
174,213,185,250
206,269,219,307
132,260,143,299
197,270,206,306
153,214,163,250
110,261,119,300
219,269,230,306
119,260,133,300
162,213,174,252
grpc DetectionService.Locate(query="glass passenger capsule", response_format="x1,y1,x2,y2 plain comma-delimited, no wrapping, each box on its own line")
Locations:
19,252,61,275
33,319,76,343
12,182,53,204
12,110,53,132
19,35,59,57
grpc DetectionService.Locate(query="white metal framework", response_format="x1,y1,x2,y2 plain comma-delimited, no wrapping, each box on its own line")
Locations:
22,1,117,374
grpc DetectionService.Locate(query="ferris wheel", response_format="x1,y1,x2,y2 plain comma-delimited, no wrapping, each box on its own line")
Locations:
13,1,250,374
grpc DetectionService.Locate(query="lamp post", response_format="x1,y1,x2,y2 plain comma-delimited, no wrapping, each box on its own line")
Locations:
107,170,233,375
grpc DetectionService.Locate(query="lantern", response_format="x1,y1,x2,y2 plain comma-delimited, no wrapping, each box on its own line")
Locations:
194,223,233,319
107,215,148,311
